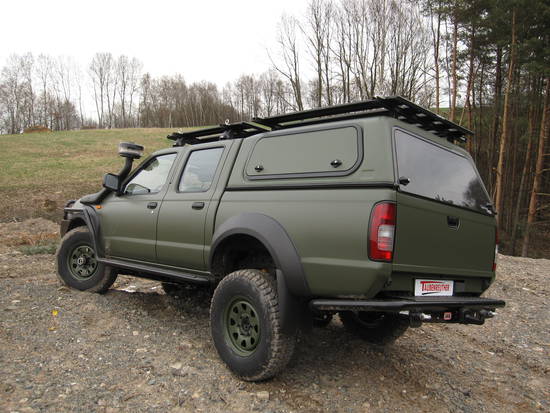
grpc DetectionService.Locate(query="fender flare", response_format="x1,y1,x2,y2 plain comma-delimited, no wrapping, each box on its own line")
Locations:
65,206,104,258
209,213,310,297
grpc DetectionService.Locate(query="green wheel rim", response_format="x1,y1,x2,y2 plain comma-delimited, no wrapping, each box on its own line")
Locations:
225,297,260,356
67,244,98,280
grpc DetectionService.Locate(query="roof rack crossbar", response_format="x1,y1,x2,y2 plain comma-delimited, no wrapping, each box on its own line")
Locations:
167,96,471,146
253,96,471,143
167,121,270,146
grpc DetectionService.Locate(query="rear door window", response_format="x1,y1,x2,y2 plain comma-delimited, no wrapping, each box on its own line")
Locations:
179,147,224,192
394,129,491,213
246,126,361,178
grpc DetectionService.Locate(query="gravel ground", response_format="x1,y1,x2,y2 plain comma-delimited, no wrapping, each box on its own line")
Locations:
0,220,548,413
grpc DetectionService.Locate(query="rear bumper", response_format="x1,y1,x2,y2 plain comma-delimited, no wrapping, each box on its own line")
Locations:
310,296,505,326
309,296,505,312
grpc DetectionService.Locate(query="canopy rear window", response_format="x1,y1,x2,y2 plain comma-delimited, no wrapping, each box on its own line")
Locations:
395,129,491,214
246,126,361,179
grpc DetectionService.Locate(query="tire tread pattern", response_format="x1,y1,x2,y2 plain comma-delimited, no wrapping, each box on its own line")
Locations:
56,226,117,293
211,269,295,381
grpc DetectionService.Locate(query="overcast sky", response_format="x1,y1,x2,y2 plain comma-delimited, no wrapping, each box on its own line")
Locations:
0,0,308,85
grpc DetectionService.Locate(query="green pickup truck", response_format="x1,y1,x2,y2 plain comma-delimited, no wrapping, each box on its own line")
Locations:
56,96,504,381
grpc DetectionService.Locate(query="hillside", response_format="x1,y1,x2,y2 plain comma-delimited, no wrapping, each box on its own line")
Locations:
0,128,179,222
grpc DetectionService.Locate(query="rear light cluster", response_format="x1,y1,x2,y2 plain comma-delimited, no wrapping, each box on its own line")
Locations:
368,202,396,262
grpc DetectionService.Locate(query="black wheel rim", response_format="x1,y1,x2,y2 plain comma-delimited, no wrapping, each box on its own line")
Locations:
224,297,260,356
67,244,98,280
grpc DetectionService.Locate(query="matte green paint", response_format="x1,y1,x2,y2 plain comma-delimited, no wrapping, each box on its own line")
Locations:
92,115,496,298
156,141,233,269
98,148,182,262
246,126,359,176
393,191,496,277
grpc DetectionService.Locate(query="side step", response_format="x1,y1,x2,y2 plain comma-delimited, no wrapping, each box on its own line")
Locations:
99,258,212,285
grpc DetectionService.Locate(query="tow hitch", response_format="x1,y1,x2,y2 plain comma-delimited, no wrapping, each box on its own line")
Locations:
400,308,497,327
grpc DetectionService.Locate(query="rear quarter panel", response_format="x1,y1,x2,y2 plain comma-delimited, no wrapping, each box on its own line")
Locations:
216,188,395,297
217,118,398,297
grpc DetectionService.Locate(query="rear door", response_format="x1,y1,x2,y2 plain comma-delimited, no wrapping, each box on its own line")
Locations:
155,141,232,270
392,129,496,278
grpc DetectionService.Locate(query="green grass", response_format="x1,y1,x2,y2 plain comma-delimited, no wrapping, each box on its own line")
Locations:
0,128,190,221
19,241,58,255
0,128,180,191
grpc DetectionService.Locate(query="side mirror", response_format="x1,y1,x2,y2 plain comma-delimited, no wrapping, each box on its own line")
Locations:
103,173,120,193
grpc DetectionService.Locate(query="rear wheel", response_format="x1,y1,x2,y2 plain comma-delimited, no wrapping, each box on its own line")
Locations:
56,227,117,293
210,269,296,381
339,311,408,345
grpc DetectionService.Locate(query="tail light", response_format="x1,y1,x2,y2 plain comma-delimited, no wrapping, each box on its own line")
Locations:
368,202,396,262
493,228,499,271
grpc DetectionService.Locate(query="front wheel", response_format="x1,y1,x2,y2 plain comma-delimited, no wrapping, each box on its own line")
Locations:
210,269,296,381
56,227,117,293
339,311,409,345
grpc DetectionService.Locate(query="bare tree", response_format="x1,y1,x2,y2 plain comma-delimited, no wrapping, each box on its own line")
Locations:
89,52,114,128
302,0,334,107
495,10,517,227
522,77,549,255
270,14,304,111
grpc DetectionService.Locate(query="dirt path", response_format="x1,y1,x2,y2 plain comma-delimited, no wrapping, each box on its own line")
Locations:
0,220,548,412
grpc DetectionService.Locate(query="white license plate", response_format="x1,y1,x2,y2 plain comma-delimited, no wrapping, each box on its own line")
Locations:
414,279,454,296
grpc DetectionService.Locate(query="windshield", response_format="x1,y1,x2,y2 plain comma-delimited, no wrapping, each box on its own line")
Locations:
395,129,492,214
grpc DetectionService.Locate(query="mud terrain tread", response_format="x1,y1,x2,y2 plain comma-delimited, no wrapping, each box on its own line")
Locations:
56,227,117,293
210,269,295,381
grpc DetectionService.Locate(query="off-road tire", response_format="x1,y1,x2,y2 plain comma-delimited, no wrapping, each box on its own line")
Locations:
56,227,117,293
339,311,408,345
210,269,296,381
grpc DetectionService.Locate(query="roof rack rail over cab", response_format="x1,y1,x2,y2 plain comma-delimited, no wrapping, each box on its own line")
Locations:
167,122,269,147
253,96,472,143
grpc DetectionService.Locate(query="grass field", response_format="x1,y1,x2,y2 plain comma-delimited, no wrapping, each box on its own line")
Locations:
0,128,183,222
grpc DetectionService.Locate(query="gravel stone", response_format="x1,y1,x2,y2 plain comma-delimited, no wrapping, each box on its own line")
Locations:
0,220,548,412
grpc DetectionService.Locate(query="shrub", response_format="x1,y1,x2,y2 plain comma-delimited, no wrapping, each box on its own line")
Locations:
24,125,51,133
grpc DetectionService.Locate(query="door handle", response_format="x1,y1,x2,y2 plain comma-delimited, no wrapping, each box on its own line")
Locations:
147,202,158,209
192,202,205,210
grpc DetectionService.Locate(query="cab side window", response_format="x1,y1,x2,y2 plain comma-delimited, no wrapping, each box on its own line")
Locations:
125,153,177,195
179,148,224,192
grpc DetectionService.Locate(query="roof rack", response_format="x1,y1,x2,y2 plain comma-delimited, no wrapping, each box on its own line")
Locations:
167,96,471,145
253,96,471,143
167,122,270,146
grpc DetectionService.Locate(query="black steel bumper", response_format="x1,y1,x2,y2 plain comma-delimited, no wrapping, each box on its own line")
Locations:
310,296,505,325
310,296,505,312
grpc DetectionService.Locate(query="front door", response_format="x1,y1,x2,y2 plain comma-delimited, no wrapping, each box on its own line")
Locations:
156,142,230,270
99,152,178,262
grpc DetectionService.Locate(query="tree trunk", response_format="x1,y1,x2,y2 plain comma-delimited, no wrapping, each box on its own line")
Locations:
495,10,517,228
449,19,458,122
488,46,503,196
522,77,550,256
511,107,535,254
434,11,441,114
